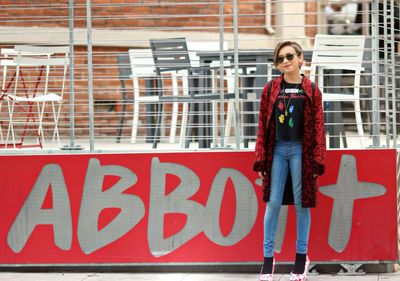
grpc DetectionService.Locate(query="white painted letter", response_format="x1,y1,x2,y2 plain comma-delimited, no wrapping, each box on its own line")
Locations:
7,164,72,253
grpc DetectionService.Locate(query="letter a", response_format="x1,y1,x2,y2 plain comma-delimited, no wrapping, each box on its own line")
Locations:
7,164,72,253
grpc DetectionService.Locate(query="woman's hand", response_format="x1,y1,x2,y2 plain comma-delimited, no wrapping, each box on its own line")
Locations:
258,171,267,180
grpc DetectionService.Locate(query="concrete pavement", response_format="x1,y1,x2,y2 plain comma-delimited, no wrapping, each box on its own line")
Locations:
0,272,400,281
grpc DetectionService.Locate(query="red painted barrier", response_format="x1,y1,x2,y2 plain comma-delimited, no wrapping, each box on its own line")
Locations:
0,149,397,264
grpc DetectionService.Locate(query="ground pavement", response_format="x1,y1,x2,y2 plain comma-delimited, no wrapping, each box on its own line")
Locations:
0,272,400,281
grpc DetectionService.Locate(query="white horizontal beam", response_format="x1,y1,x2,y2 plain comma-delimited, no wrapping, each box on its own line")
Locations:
0,26,276,49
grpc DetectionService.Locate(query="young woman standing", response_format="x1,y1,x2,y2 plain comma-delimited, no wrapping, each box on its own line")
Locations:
253,41,326,281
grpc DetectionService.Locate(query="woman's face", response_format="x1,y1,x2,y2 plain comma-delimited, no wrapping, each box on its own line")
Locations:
276,45,303,74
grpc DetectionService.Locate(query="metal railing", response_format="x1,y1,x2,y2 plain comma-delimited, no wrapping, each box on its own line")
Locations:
0,0,398,152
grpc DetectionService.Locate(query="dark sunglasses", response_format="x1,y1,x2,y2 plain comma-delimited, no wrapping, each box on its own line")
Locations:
276,52,297,64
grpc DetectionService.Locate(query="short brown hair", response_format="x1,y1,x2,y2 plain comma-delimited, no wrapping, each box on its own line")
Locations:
273,41,303,67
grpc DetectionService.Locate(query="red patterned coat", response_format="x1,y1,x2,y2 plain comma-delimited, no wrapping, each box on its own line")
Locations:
253,75,326,208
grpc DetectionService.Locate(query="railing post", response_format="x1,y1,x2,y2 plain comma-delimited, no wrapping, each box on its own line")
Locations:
69,0,75,149
61,0,83,151
86,0,95,152
384,0,390,148
390,0,397,148
219,0,226,148
233,0,240,150
371,0,381,147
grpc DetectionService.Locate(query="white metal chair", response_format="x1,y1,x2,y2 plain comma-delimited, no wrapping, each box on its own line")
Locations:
128,49,157,144
309,34,366,147
128,48,188,145
0,47,51,144
0,48,17,143
187,41,236,147
1,45,69,148
131,42,233,147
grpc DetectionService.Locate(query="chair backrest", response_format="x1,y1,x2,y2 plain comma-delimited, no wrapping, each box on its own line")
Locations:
128,48,156,77
9,45,69,98
1,49,16,92
1,47,53,57
150,38,192,74
310,34,366,81
309,35,366,99
1,47,58,92
14,45,69,56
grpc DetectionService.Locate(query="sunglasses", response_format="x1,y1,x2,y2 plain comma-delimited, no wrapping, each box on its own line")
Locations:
276,53,297,64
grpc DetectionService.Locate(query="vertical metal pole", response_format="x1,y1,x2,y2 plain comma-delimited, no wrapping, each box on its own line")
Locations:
86,0,95,151
233,0,240,149
384,1,390,148
219,0,226,148
371,0,380,147
69,0,75,148
67,0,86,151
62,0,83,151
390,0,397,147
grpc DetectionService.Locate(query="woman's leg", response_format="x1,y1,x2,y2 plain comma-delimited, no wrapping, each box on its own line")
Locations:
289,141,311,255
263,141,289,258
289,141,311,276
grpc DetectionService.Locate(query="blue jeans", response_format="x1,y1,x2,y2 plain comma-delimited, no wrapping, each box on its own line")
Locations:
263,140,311,257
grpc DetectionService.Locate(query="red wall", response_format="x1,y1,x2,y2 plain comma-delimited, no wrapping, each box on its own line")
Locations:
0,149,397,264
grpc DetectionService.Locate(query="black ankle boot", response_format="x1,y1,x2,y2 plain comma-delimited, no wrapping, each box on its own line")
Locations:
261,256,274,274
293,253,307,274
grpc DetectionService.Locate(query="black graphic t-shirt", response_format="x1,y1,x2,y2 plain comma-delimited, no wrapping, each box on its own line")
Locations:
275,80,306,141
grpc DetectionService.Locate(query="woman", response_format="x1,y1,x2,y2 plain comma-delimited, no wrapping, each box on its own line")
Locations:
253,41,326,281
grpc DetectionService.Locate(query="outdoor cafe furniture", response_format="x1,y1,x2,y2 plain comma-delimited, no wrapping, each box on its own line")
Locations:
127,41,232,148
121,38,359,149
0,45,69,148
309,34,366,148
149,37,243,149
128,48,186,145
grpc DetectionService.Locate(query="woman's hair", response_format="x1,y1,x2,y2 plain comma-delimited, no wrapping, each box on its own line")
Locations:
273,41,303,67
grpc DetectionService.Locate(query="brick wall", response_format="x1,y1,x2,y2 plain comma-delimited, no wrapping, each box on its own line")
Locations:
0,1,318,141
0,1,267,33
305,2,318,39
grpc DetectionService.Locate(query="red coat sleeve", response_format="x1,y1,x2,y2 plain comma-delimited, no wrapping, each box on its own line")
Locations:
312,86,326,175
253,83,270,172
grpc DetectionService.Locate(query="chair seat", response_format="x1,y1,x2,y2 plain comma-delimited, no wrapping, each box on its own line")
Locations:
322,93,360,102
7,93,62,102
